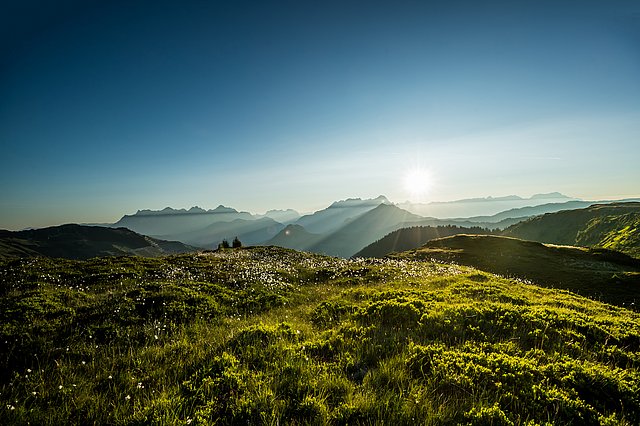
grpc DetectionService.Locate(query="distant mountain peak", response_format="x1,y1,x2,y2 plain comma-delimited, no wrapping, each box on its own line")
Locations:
211,205,238,213
529,192,573,200
330,195,390,208
265,208,297,214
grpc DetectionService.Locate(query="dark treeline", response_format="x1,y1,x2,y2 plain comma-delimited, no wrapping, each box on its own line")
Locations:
353,225,493,258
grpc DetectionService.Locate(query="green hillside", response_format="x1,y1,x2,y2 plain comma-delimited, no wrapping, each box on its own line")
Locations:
504,203,640,258
353,225,492,258
0,224,196,260
2,247,640,424
392,235,640,309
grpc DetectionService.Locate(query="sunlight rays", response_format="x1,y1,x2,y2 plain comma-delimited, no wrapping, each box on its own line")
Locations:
403,168,432,201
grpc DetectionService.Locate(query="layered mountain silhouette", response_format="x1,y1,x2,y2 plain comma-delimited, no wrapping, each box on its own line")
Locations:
295,195,392,234
8,195,638,262
258,209,300,224
0,224,196,260
398,192,577,218
165,217,284,248
114,205,254,238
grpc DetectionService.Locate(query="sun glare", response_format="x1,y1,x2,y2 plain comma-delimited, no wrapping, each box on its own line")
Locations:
403,168,432,201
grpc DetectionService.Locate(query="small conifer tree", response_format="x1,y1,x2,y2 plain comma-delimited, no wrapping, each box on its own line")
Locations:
232,236,242,248
218,239,230,249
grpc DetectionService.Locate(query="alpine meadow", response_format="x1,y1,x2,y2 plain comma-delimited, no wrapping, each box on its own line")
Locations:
2,1,640,425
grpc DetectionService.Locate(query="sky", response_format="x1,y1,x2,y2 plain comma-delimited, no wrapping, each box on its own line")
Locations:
1,0,639,229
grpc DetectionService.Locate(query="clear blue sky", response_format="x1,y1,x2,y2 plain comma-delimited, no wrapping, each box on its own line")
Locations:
2,0,639,229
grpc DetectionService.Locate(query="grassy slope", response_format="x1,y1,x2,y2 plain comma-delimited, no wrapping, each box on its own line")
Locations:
504,203,640,258
393,235,640,309
0,225,197,260
2,246,640,425
353,225,492,258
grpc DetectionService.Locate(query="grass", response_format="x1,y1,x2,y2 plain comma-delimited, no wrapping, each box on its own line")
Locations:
392,234,640,309
1,246,639,424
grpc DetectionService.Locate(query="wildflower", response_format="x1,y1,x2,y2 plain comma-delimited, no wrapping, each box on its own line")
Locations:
108,375,113,379
32,391,37,396
137,382,144,389
58,385,63,390
26,369,32,373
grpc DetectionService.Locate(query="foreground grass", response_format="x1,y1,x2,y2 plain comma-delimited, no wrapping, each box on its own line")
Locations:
1,247,639,425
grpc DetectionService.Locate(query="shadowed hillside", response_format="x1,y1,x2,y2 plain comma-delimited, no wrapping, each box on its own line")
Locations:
0,224,196,260
353,225,493,258
393,234,640,308
504,202,640,258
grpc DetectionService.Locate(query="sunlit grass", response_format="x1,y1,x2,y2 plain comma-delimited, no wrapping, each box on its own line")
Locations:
1,246,639,424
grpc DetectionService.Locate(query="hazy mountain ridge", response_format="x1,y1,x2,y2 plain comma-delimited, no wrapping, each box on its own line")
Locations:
168,217,284,248
294,196,391,234
307,203,425,257
12,195,638,260
399,192,577,218
0,224,196,260
258,209,301,224
265,224,324,251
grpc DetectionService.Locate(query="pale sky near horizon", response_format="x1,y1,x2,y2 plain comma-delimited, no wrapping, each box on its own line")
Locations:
2,0,639,230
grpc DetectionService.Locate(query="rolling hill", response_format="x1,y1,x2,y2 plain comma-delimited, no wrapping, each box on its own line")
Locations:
0,224,196,260
353,225,493,258
393,234,640,308
2,246,639,424
504,202,640,258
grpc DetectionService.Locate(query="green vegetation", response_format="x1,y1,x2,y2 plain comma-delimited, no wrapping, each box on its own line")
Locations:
577,214,640,259
505,203,640,259
392,235,640,309
353,225,492,258
0,224,196,260
1,246,640,424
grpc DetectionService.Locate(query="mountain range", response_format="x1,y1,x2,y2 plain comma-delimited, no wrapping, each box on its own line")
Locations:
106,194,609,258
4,194,639,261
398,192,578,218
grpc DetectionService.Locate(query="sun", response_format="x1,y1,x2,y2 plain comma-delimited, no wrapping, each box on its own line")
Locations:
403,168,432,201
